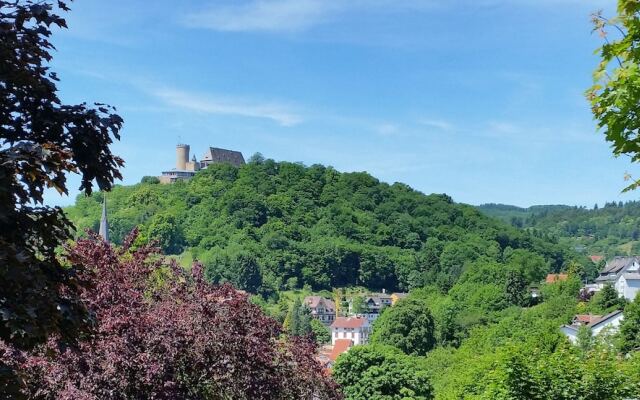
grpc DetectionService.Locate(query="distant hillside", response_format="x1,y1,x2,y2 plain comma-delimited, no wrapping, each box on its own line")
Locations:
65,158,576,294
477,204,573,225
478,201,640,258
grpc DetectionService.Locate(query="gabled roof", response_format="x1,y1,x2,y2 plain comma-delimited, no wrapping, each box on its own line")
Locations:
572,314,601,325
588,310,623,329
304,296,335,312
331,317,368,329
329,339,353,361
601,257,639,274
564,310,624,333
201,147,245,167
305,296,323,308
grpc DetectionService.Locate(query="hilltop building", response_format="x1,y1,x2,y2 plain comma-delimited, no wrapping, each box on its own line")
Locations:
159,144,245,184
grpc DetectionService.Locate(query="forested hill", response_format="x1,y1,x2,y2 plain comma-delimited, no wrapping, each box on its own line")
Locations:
478,202,640,258
66,157,575,294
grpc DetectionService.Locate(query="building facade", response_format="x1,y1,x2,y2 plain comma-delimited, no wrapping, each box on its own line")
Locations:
159,144,245,184
561,311,624,344
330,317,370,346
595,257,640,301
304,296,336,325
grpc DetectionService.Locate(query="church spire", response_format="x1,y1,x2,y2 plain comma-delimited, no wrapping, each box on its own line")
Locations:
99,196,109,242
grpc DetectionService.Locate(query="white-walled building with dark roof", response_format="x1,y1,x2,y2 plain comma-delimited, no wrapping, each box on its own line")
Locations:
595,256,640,301
561,310,624,344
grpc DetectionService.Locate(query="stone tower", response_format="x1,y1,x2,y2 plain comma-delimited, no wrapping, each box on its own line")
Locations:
176,144,190,170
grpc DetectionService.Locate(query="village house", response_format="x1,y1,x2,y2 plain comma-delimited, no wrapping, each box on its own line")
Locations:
561,310,624,344
331,316,370,346
303,296,336,325
316,339,354,370
348,291,408,322
595,256,640,301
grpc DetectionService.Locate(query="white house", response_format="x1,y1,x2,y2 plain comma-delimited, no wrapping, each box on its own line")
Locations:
304,296,336,326
595,257,640,301
330,317,370,346
348,293,393,322
561,310,624,344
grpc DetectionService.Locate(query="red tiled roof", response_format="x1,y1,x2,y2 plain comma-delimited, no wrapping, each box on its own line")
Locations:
589,255,604,263
546,273,568,284
331,317,368,329
573,314,601,325
329,339,353,361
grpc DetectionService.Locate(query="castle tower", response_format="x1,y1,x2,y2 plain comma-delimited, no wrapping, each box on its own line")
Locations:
99,196,109,243
176,144,190,170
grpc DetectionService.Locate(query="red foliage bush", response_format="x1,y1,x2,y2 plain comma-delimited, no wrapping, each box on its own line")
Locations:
1,230,341,399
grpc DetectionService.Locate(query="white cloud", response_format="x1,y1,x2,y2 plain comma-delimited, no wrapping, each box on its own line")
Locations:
151,88,302,126
487,121,522,136
182,0,611,34
418,118,454,131
183,0,338,32
375,123,400,136
182,0,437,33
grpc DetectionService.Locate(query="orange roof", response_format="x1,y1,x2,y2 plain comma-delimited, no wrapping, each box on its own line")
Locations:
546,273,568,284
331,317,368,329
589,255,604,263
329,339,353,361
573,314,601,325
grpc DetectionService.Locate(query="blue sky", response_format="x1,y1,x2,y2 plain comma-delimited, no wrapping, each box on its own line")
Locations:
44,0,633,208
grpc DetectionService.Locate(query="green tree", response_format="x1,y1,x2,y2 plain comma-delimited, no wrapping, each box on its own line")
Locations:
284,297,312,337
593,283,625,313
504,271,528,307
351,295,367,314
483,345,635,400
140,176,160,184
285,298,302,335
231,252,263,293
370,297,436,356
577,325,594,353
619,294,640,353
298,304,312,336
588,1,640,191
310,318,331,344
332,345,434,400
147,213,184,254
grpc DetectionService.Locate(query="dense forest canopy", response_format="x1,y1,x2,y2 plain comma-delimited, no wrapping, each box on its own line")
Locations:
478,202,640,259
66,157,577,296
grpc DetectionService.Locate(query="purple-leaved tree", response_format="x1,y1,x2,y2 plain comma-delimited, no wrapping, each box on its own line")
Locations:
2,230,341,399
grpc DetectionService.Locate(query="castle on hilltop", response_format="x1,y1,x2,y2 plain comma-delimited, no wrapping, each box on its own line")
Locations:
159,144,245,184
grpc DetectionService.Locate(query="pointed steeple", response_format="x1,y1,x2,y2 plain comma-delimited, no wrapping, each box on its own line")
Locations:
99,196,109,242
